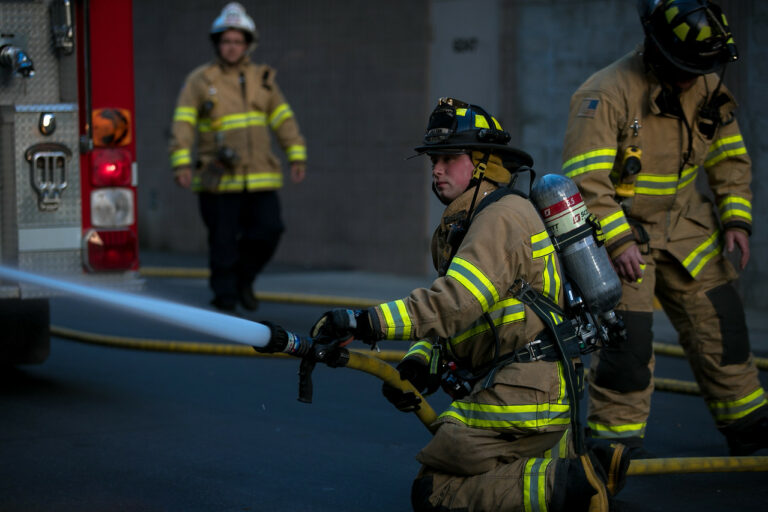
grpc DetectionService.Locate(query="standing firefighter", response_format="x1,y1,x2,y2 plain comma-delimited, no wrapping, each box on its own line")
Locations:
170,2,307,311
303,99,630,511
561,0,767,457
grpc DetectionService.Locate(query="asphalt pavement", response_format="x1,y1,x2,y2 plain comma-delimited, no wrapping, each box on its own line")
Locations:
1,252,763,511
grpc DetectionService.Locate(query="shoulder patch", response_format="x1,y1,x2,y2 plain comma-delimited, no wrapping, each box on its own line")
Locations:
577,98,600,118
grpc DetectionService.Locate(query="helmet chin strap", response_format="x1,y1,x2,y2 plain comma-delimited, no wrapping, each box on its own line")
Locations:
465,151,491,221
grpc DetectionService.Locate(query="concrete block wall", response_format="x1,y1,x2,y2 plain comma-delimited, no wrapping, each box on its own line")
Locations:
134,0,768,308
133,0,432,275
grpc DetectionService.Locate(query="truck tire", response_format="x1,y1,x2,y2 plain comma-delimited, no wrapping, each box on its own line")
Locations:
0,298,50,365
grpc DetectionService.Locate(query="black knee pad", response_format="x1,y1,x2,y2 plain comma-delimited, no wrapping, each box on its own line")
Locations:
705,283,750,365
593,311,653,393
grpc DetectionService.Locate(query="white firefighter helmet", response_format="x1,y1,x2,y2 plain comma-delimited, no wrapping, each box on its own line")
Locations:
210,2,258,45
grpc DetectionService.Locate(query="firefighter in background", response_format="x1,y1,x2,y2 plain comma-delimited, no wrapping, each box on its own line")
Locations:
170,2,307,312
307,99,630,511
562,0,767,457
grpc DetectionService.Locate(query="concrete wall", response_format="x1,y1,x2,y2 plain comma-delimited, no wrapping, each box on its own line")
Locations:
134,0,432,274
133,0,768,307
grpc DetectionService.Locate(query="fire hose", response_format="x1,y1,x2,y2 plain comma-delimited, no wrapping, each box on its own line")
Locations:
49,325,768,476
0,265,764,478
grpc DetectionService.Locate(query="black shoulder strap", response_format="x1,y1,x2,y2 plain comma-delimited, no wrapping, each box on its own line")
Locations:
470,186,528,223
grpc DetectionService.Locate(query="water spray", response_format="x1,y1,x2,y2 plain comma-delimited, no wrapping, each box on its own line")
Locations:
0,265,271,348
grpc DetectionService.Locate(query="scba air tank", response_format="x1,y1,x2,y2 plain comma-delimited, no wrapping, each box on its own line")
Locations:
530,174,622,314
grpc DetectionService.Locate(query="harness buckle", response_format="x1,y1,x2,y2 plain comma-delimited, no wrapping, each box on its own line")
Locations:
509,278,537,306
525,339,546,361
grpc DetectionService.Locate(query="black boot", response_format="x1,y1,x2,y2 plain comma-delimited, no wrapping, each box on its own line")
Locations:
550,443,630,512
719,406,768,456
589,442,631,496
551,455,607,512
210,295,237,312
237,282,259,311
587,435,655,460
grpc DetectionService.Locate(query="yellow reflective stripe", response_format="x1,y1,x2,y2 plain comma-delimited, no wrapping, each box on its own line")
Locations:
170,149,191,167
705,134,747,167
531,231,554,259
523,458,551,512
677,166,698,190
198,118,213,133
682,231,721,278
665,6,679,23
600,210,631,241
405,340,433,361
268,103,294,130
540,253,561,304
719,196,752,222
673,22,690,41
378,300,413,340
451,298,525,344
587,421,646,439
562,148,617,178
190,172,283,192
708,388,768,422
173,106,197,125
286,145,307,162
556,361,567,404
455,108,501,130
543,429,570,460
440,401,571,429
634,172,679,195
395,300,412,339
197,111,267,133
246,172,283,190
446,257,499,312
697,25,712,41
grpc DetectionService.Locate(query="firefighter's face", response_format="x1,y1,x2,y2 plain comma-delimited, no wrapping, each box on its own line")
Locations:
218,29,248,65
431,153,474,202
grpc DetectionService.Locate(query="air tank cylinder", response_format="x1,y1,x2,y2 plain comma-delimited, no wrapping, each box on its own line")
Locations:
530,174,622,314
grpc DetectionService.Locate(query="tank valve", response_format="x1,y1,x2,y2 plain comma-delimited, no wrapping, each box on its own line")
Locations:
0,45,35,77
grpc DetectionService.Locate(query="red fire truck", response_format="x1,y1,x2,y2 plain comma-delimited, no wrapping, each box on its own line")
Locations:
0,0,140,365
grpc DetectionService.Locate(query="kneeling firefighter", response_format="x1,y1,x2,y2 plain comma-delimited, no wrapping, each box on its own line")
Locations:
267,98,632,511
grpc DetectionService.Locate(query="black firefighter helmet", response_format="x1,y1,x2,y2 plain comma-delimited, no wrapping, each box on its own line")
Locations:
638,0,738,75
414,98,533,172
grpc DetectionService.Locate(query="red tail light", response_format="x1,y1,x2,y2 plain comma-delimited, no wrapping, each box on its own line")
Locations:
84,229,138,271
90,148,132,187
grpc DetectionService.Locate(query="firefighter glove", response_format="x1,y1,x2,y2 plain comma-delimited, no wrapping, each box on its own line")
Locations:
310,308,377,343
381,359,433,413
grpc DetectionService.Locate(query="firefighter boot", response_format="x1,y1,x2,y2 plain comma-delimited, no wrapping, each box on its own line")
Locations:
589,442,631,496
588,436,655,460
719,406,768,456
550,445,630,512
237,282,259,311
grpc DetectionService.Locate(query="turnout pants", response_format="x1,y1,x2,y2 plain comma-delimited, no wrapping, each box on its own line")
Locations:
199,191,284,301
411,361,575,511
587,248,766,442
411,424,572,511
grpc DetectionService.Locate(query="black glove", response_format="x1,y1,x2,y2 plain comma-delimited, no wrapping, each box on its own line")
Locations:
381,359,436,413
310,308,377,343
382,381,422,412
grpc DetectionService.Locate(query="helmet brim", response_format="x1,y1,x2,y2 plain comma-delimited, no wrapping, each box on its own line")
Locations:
413,142,534,170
